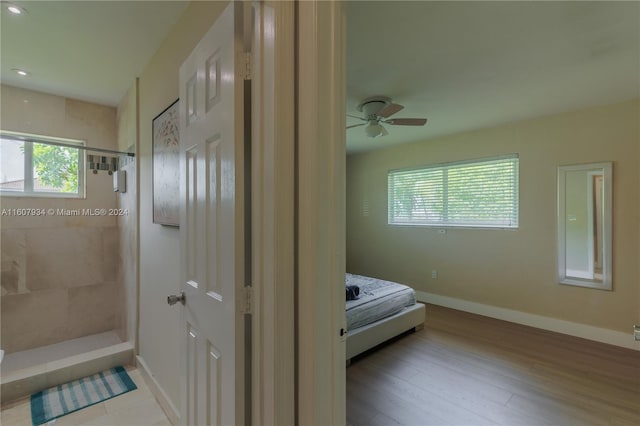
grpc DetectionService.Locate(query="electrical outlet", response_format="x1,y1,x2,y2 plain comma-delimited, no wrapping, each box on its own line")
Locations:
431,270,437,279
634,325,640,341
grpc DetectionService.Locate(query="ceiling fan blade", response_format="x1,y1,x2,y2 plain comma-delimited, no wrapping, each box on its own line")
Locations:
346,123,366,129
377,103,404,118
346,114,367,121
384,118,428,126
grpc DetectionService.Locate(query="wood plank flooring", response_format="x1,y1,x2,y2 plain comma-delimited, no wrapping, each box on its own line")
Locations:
346,304,640,426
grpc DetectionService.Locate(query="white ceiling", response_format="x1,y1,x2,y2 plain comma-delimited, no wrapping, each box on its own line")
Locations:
347,1,640,153
0,1,187,106
1,1,638,151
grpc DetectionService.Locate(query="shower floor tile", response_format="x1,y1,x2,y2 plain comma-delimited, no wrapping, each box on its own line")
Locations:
0,367,171,426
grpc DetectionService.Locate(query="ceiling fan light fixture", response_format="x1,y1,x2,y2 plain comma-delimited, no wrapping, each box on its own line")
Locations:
347,96,427,138
365,121,385,138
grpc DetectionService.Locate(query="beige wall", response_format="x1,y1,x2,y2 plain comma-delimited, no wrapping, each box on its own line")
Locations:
347,99,639,334
0,85,124,352
135,0,229,410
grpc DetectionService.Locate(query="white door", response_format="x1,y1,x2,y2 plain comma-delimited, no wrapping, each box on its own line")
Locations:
178,3,247,425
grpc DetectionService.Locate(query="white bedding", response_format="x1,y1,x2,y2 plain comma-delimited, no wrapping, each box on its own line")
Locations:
346,273,417,331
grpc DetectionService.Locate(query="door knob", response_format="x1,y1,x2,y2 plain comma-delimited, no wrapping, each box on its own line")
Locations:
167,291,186,306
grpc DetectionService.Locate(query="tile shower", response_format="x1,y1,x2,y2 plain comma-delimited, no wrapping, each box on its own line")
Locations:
0,85,137,404
1,226,123,353
0,218,135,403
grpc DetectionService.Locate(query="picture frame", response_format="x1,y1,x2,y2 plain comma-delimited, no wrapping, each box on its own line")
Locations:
152,99,180,226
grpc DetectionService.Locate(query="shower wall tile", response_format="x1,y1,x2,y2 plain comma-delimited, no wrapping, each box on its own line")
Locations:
1,266,19,295
117,161,137,344
1,289,69,353
1,229,27,295
114,280,127,342
103,227,120,283
67,283,116,339
2,226,124,353
25,228,104,290
65,98,118,148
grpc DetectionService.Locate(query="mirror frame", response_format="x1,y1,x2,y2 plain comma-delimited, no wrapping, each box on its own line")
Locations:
557,162,612,290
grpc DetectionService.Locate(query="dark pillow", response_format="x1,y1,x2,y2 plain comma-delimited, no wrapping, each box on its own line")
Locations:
346,285,360,301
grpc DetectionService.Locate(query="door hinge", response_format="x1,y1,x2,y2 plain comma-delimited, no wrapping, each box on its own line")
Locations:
241,286,253,314
243,52,252,81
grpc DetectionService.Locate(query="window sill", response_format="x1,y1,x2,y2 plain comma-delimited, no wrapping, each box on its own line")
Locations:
388,223,518,230
0,191,85,199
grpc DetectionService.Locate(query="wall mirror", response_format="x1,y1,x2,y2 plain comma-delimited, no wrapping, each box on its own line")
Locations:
557,162,612,290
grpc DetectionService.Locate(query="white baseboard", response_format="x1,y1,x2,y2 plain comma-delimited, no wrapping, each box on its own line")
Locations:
136,355,180,425
416,291,640,351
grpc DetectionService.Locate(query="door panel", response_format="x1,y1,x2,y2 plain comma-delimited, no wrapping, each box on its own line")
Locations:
179,3,245,425
205,136,222,298
185,147,197,283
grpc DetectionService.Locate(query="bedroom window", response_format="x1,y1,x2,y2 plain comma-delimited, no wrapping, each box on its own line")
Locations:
388,154,519,228
0,131,85,198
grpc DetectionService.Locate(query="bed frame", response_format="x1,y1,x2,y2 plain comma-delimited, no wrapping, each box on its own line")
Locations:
346,302,425,362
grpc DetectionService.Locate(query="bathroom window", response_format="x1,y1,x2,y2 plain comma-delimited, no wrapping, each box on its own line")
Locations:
388,154,519,228
0,131,85,198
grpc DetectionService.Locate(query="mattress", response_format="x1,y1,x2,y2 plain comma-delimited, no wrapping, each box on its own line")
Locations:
346,273,417,331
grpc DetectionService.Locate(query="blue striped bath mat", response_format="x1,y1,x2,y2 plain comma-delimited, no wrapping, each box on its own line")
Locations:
30,366,137,426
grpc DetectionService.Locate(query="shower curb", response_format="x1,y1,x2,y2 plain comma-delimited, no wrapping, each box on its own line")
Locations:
0,342,133,405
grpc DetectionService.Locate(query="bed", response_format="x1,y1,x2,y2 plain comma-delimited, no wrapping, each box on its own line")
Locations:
345,273,425,362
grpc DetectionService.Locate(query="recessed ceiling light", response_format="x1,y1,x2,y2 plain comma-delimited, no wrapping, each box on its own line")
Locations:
4,3,25,15
12,68,30,77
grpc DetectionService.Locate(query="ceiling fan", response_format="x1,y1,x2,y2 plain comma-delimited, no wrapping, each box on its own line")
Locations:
347,96,428,138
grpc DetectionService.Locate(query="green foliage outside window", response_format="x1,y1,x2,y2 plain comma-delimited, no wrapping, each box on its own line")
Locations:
32,143,79,193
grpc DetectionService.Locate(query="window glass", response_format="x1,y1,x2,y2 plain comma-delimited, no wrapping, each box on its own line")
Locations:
388,155,519,228
0,133,84,197
0,139,25,191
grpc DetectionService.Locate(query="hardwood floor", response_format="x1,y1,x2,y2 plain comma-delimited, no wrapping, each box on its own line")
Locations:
346,304,640,426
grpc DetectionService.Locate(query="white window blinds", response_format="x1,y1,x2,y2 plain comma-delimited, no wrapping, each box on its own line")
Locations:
388,155,519,228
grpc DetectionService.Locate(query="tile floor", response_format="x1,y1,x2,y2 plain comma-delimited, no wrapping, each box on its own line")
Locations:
1,367,172,426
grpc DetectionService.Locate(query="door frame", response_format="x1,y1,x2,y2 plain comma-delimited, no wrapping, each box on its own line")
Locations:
296,1,347,425
249,1,296,425
252,0,346,424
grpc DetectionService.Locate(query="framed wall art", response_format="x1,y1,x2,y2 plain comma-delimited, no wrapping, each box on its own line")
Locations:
152,99,180,226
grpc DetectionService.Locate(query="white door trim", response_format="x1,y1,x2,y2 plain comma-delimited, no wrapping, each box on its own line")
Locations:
250,1,296,425
296,1,347,424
